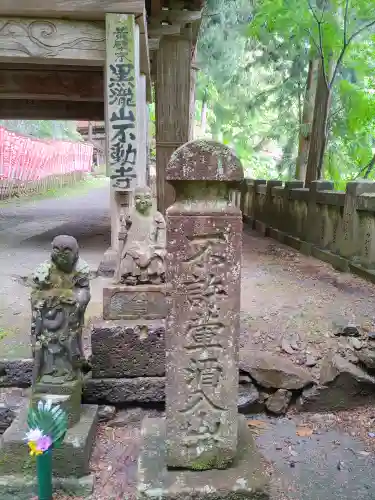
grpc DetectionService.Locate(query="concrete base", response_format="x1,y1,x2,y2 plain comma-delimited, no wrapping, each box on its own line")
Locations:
311,247,350,272
0,473,94,500
0,403,98,478
137,416,270,499
254,220,268,236
268,228,286,244
350,263,375,284
283,235,303,251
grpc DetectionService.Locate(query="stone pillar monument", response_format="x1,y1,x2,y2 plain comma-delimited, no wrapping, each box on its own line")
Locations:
137,140,270,499
99,13,148,276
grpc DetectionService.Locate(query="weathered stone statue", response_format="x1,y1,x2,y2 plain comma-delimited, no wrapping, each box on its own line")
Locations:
114,186,166,285
30,235,91,385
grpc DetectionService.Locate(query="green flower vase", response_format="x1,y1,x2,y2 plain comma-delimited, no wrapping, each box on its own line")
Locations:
36,449,53,500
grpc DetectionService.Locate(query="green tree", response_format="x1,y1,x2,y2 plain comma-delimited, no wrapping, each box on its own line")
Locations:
250,0,375,182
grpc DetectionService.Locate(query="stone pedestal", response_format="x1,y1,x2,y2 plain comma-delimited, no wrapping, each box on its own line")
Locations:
137,416,270,499
103,284,168,320
89,283,167,404
0,403,98,481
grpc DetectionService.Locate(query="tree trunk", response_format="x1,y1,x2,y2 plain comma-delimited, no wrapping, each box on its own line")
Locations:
201,99,208,135
364,153,375,179
295,58,319,181
276,134,296,177
305,60,331,185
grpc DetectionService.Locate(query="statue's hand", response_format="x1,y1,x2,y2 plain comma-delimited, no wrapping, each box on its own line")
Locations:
137,255,150,267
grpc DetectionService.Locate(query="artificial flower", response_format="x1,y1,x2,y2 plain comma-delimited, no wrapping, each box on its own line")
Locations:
25,427,43,442
28,441,43,456
36,435,52,452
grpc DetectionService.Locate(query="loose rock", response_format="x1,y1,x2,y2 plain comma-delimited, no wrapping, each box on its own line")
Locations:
320,353,375,386
237,383,260,413
281,338,295,355
305,354,318,367
0,405,15,433
240,351,315,390
98,405,116,423
239,373,252,384
265,389,292,415
334,323,360,337
356,348,375,370
349,338,363,350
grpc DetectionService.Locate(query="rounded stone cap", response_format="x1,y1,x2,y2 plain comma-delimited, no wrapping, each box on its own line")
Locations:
166,139,243,182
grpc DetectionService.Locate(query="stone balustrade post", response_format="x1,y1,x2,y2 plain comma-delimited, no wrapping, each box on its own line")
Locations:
305,181,333,246
283,181,304,234
339,181,375,260
265,180,282,228
252,179,267,229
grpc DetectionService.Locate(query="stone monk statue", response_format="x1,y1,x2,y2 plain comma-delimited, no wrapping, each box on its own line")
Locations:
30,235,91,385
114,186,166,285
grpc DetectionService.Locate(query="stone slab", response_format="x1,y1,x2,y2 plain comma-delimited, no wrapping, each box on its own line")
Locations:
83,375,165,404
0,473,94,500
0,403,98,478
299,241,312,256
91,319,165,377
103,284,168,320
268,228,286,244
283,235,303,251
137,416,270,499
311,247,350,272
350,263,375,284
255,220,268,236
0,359,33,388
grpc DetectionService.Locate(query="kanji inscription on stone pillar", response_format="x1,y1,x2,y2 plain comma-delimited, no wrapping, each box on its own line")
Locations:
165,139,243,470
105,13,137,191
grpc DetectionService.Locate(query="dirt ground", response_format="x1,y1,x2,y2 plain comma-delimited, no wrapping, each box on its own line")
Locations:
2,181,375,498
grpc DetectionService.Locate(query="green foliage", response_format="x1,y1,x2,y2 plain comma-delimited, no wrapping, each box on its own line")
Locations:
195,0,375,183
27,400,68,448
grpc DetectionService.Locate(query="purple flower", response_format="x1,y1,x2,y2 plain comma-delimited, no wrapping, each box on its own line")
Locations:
36,435,52,452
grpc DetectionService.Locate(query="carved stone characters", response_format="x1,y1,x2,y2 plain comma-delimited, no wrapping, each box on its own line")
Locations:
114,186,166,285
30,235,91,385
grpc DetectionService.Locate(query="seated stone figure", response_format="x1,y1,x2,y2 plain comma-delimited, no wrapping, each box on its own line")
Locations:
30,235,91,385
115,186,166,285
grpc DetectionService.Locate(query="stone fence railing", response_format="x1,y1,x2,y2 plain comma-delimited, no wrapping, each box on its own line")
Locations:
231,179,375,282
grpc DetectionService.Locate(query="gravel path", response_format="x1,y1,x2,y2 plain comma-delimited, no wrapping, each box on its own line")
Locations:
0,179,110,358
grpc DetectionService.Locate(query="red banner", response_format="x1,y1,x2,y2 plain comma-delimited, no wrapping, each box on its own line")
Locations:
0,126,93,181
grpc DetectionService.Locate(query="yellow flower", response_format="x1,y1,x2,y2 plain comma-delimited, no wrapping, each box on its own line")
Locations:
28,441,43,456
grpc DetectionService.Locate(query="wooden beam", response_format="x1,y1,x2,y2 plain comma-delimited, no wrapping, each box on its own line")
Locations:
0,68,103,101
153,9,202,24
0,99,104,120
148,23,182,37
0,18,105,66
0,1,144,20
0,15,152,100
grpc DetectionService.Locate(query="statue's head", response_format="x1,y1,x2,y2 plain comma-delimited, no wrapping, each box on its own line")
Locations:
134,186,153,215
51,235,79,273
